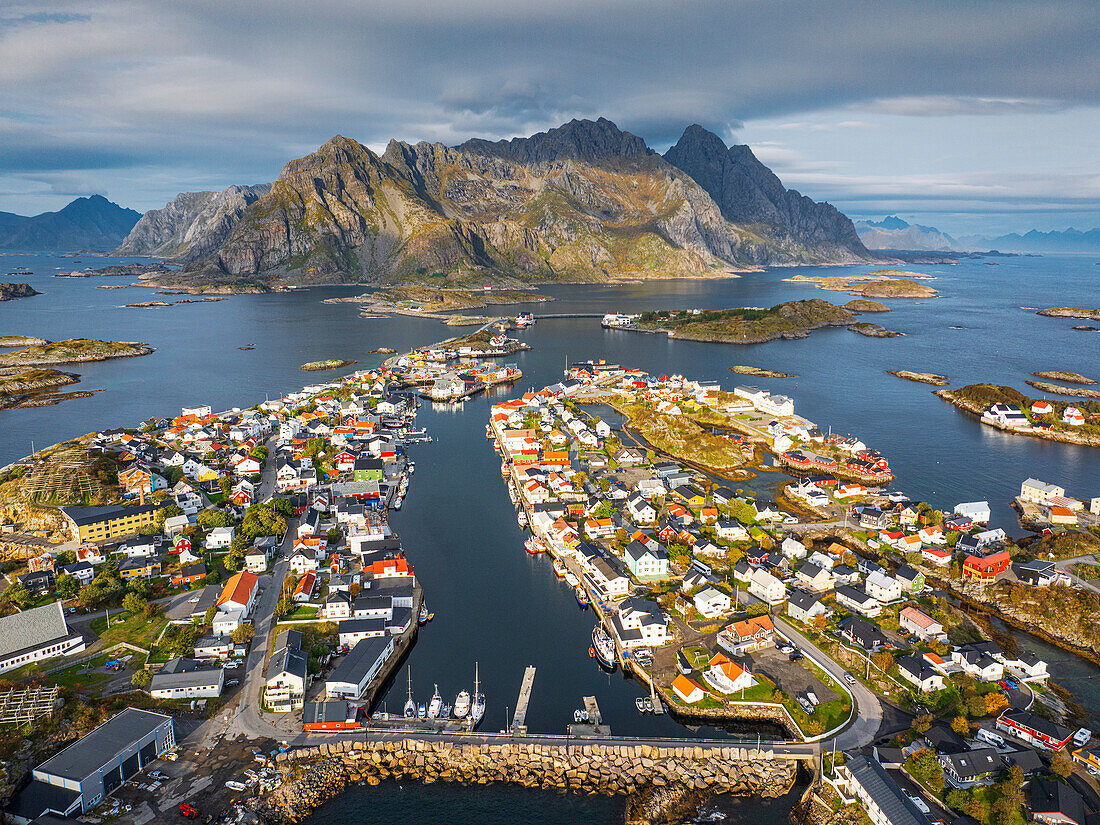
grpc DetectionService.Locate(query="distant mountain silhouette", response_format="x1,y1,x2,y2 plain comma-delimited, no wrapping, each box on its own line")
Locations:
0,195,141,250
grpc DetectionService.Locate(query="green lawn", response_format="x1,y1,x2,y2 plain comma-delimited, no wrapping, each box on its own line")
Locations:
90,612,169,650
683,645,711,669
287,605,319,621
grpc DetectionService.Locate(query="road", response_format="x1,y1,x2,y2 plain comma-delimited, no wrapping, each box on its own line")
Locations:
772,616,883,750
1053,552,1100,595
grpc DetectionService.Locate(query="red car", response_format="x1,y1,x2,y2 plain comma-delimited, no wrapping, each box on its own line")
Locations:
179,803,199,819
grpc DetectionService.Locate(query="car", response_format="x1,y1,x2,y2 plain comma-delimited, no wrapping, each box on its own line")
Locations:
149,770,169,780
179,803,199,819
906,792,930,814
223,661,240,669
997,680,1010,690
788,650,803,662
1088,766,1100,778
188,596,200,603
163,751,179,761
227,679,240,687
843,672,856,686
778,645,795,654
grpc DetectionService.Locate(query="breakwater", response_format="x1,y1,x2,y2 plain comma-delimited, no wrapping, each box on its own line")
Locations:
258,739,803,824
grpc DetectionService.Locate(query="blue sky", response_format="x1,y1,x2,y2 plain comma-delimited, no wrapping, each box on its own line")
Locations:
1,0,1097,235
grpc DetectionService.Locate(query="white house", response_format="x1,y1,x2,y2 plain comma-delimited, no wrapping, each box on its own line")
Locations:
149,657,224,699
795,562,834,593
954,501,991,524
715,520,749,542
625,494,657,525
897,655,945,693
693,587,732,619
611,598,668,649
705,653,756,694
206,526,235,549
781,537,807,559
1020,478,1065,505
787,590,827,625
899,606,946,641
835,585,881,617
748,567,786,605
864,571,902,603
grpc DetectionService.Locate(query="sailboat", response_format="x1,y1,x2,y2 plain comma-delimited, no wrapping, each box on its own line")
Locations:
427,684,443,718
403,666,416,718
453,689,471,719
470,662,486,727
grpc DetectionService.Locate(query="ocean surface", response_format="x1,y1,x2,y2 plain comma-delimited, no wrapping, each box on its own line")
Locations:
2,251,1098,822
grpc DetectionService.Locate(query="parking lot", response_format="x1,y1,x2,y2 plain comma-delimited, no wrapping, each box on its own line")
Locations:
745,645,839,705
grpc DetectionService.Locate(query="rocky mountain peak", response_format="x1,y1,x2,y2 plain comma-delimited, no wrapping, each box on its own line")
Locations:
457,117,652,164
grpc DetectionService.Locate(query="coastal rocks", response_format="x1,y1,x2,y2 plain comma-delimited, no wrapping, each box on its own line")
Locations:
1030,371,1095,385
848,323,901,338
1037,307,1100,321
0,283,40,301
729,366,792,378
842,299,890,313
887,370,949,386
0,336,47,347
300,359,357,371
0,339,153,368
1024,380,1100,399
124,300,173,308
256,741,800,824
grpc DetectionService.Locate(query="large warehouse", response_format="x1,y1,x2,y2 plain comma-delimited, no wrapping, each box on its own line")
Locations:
8,708,174,821
0,601,85,674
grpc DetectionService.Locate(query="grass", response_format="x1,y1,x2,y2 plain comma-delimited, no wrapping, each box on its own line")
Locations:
91,611,169,650
287,605,319,621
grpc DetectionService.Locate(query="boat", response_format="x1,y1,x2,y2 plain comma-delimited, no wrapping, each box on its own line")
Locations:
419,604,429,624
591,625,617,670
427,612,435,621
408,462,415,474
501,462,510,478
635,697,647,713
393,496,403,510
417,703,427,719
403,667,416,718
524,537,543,555
470,662,485,727
453,689,470,719
517,510,528,528
574,585,590,608
552,558,566,578
573,709,590,723
564,571,579,587
441,703,452,718
427,685,442,718
643,697,654,712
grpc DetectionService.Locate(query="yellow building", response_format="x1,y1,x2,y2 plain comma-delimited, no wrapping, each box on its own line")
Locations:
60,504,164,543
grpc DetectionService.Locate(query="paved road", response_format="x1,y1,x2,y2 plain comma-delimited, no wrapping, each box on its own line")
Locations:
1054,552,1100,595
772,616,883,750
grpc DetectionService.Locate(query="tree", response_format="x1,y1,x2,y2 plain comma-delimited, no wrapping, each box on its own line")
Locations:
271,497,293,518
131,668,152,688
745,602,770,618
162,466,184,486
198,508,234,529
55,573,79,600
871,650,895,674
326,527,341,544
984,692,1010,716
992,764,1025,823
122,592,146,615
4,581,31,608
812,613,827,631
56,549,77,566
173,625,200,656
950,716,970,736
910,713,934,735
231,624,255,644
204,605,218,625
967,693,988,717
1051,748,1074,779
905,748,945,794
276,598,294,617
218,475,233,497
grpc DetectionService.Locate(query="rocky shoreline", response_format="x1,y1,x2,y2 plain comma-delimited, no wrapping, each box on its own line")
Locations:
1036,307,1100,321
887,370,948,386
252,739,801,825
1024,380,1100,399
848,322,900,338
934,389,1100,447
0,282,40,301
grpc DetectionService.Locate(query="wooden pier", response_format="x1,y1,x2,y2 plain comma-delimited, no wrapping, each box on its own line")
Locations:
510,665,536,735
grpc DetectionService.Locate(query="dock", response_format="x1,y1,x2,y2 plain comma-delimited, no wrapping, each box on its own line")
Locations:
567,695,611,738
511,665,536,735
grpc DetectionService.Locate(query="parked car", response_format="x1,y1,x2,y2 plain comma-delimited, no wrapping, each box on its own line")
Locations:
227,679,240,687
149,770,169,780
778,644,795,654
906,792,930,814
179,803,199,819
843,672,856,686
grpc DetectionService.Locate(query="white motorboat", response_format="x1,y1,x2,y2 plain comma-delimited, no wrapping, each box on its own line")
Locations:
427,685,442,718
453,689,470,719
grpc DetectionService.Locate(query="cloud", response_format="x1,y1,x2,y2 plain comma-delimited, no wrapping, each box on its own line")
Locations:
0,0,1096,223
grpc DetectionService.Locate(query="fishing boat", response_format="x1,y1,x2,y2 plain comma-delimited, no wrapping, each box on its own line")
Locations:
574,585,590,608
403,667,416,718
500,462,510,478
393,496,403,510
419,604,429,624
453,689,470,719
470,662,485,727
427,685,442,718
573,709,590,723
517,510,528,528
552,558,566,578
564,570,579,587
524,537,543,555
408,461,415,474
635,697,647,713
441,703,452,718
591,625,617,670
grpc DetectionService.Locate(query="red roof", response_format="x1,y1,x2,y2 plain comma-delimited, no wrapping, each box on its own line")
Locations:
217,572,258,608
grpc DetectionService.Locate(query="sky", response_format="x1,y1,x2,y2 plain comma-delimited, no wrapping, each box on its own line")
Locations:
1,0,1098,236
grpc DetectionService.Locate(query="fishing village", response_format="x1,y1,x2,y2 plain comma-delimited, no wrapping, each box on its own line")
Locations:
0,323,1097,825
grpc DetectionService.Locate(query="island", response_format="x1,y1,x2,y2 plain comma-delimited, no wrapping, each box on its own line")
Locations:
0,335,47,347
1025,380,1100,399
300,359,357,371
786,269,937,298
0,338,154,368
842,299,890,312
1031,371,1095,384
632,299,856,343
0,368,85,409
887,370,949,386
1036,307,1100,321
935,383,1100,446
0,282,40,301
729,365,792,378
124,300,173,308
326,286,550,317
841,278,937,299
848,322,901,338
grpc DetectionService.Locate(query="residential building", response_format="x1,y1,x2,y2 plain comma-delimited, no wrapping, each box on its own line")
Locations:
171,563,207,588
1020,478,1065,504
716,615,775,655
0,602,85,674
835,585,881,617
834,753,926,825
149,657,224,699
898,606,946,641
786,590,827,625
896,654,945,692
693,587,731,619
864,571,902,603
1029,777,1085,825
962,550,1011,581
937,748,1001,788
217,571,259,615
59,503,164,543
704,653,756,694
996,709,1073,751
748,567,785,605
795,561,834,593
671,675,705,704
610,597,667,649
265,631,308,712
325,635,395,700
303,701,361,732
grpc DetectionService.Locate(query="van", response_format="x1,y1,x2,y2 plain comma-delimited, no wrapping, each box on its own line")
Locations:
1073,728,1092,747
976,728,1004,748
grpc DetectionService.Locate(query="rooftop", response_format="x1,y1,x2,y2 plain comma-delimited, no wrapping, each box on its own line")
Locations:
36,707,171,782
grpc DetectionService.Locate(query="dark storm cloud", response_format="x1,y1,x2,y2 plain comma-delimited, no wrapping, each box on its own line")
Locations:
0,0,1097,217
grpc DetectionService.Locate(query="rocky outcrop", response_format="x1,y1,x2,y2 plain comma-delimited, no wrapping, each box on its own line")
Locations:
0,283,40,301
1037,307,1100,321
257,740,800,824
142,119,880,287
116,184,271,261
663,125,875,264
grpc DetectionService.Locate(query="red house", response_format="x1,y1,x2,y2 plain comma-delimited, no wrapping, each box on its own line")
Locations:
996,709,1073,751
962,550,1011,581
303,701,362,732
172,562,207,587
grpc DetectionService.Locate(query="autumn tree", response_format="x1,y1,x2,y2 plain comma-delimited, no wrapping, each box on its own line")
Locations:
950,716,970,736
905,748,944,794
231,624,255,644
1051,748,1074,779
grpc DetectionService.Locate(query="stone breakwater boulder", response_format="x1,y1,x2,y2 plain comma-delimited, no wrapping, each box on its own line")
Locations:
256,741,800,823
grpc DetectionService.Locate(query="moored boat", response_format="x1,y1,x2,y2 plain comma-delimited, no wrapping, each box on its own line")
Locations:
470,662,485,727
427,685,442,718
453,689,470,719
552,558,566,578
403,667,415,718
591,625,616,670
417,703,426,719
419,604,429,624
524,537,543,555
574,585,590,608
517,510,528,528
564,570,579,587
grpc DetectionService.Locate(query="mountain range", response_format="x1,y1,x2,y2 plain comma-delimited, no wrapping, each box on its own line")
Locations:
856,215,1100,254
0,195,140,251
116,118,878,287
